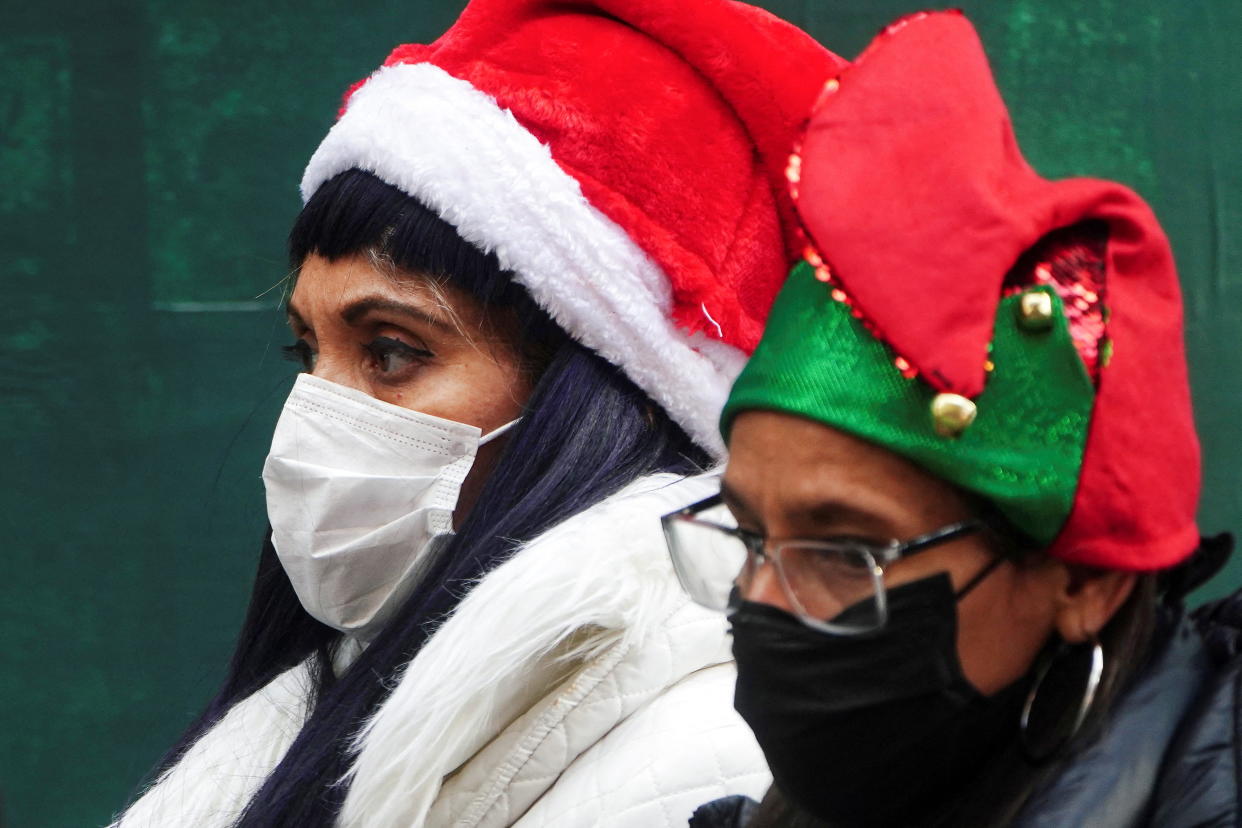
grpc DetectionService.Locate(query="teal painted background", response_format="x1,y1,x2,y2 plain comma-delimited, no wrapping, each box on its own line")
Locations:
1,1,1237,825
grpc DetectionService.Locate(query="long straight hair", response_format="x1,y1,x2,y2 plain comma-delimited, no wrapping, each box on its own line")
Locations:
149,170,710,825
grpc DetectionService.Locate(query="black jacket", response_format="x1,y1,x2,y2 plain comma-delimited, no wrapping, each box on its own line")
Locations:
1012,591,1242,827
692,586,1242,828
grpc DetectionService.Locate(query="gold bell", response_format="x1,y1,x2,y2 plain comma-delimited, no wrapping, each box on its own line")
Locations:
1017,289,1054,331
931,393,977,438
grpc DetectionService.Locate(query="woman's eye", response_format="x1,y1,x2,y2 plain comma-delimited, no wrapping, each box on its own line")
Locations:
363,336,434,375
281,340,316,372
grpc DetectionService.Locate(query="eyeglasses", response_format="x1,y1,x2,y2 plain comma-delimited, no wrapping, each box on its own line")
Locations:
660,493,985,635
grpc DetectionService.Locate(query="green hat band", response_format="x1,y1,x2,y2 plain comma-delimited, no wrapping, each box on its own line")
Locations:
722,262,1096,546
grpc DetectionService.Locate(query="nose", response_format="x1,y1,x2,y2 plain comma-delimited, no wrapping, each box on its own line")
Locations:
309,351,363,392
741,559,796,612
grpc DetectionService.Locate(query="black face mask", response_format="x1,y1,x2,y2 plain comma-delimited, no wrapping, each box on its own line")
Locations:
730,572,1029,827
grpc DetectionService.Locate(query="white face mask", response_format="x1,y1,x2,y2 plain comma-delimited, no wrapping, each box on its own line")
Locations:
262,373,518,639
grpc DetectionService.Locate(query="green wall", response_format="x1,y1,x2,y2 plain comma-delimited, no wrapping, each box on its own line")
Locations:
2,1,1238,825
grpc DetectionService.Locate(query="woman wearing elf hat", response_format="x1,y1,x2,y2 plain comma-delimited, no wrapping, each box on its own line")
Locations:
665,12,1238,828
111,1,845,826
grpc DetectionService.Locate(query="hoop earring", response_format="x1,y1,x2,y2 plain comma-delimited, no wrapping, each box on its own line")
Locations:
1018,638,1104,764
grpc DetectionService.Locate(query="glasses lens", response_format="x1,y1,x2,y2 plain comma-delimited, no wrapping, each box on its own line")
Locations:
775,544,884,633
663,501,749,612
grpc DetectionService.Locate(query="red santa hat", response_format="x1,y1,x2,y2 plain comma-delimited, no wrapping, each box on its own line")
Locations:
300,0,842,456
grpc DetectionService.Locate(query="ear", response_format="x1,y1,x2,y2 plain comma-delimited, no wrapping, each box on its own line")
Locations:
1052,566,1137,643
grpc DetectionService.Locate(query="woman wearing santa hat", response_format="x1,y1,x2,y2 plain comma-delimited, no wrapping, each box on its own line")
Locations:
667,12,1238,827
111,1,843,826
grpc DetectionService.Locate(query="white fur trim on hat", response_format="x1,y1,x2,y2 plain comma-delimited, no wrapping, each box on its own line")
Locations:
301,63,744,457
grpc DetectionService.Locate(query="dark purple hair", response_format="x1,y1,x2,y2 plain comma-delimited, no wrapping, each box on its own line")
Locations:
143,169,710,825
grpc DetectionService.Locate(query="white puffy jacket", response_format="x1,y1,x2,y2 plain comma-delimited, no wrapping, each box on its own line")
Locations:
114,473,769,827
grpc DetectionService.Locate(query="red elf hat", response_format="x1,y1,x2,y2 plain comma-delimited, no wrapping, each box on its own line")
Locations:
300,0,843,457
728,11,1200,570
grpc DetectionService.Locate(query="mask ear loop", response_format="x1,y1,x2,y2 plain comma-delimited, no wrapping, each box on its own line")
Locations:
953,502,1034,602
479,417,521,446
953,553,1007,601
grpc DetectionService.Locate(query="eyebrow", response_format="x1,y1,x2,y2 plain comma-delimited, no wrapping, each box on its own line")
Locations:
721,479,896,540
286,295,456,334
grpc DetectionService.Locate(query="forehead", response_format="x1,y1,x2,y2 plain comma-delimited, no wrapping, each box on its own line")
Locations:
286,253,497,336
724,410,970,533
726,410,914,488
290,254,437,307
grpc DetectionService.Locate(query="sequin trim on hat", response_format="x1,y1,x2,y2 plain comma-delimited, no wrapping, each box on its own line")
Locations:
1002,221,1108,382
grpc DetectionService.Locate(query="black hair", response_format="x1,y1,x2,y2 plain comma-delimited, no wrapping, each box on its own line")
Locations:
142,169,710,826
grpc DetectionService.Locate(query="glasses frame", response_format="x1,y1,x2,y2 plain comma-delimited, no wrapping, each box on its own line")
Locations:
661,493,985,635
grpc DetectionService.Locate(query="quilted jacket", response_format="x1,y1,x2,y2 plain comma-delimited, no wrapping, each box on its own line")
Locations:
1011,589,1242,827
691,585,1242,828
114,473,770,827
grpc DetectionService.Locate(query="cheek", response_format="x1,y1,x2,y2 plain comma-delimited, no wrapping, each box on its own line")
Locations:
450,350,532,425
954,569,1058,695
388,347,531,429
